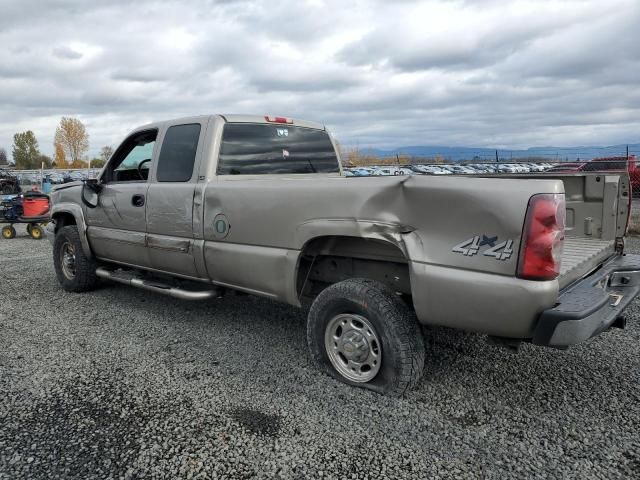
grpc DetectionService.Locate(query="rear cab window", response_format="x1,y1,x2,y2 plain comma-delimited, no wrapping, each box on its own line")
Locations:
156,124,201,182
217,123,339,175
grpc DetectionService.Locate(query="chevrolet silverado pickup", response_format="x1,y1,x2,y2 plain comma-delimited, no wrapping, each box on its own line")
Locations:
47,114,640,395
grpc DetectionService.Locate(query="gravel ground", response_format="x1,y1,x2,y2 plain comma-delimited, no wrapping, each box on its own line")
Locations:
1,230,639,479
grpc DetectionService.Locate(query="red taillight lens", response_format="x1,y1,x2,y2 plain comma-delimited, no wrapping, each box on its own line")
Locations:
264,116,293,124
517,193,565,281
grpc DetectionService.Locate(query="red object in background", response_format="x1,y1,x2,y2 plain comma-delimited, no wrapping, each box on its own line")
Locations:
546,156,639,194
588,155,639,194
22,197,50,217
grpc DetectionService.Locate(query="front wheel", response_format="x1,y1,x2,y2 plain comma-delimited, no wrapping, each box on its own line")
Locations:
53,225,98,292
307,278,425,396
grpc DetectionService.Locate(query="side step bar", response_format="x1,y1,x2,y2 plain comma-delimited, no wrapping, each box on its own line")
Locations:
95,267,223,300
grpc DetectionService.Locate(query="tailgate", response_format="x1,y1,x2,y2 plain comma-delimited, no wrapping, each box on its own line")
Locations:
555,172,630,289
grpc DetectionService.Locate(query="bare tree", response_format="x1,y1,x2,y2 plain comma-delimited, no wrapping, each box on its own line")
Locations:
54,117,89,164
100,145,114,163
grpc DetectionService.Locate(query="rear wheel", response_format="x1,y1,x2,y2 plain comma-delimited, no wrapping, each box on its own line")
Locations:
2,225,16,239
307,278,425,396
53,225,98,292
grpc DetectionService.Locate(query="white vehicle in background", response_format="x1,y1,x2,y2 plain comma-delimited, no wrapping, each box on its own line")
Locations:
372,166,408,176
525,163,547,172
419,165,450,175
467,164,494,173
443,164,476,175
496,164,519,173
510,163,530,173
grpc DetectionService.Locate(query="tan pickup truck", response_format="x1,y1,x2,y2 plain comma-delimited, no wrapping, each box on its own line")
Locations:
47,114,640,395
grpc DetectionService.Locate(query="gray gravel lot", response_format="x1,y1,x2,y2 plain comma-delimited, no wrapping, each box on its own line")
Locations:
1,230,639,479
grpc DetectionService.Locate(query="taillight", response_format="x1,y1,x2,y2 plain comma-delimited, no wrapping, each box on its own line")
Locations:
517,193,565,281
264,116,293,124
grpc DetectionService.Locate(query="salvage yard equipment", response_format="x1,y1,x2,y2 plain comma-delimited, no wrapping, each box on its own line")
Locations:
0,168,20,195
1,191,50,240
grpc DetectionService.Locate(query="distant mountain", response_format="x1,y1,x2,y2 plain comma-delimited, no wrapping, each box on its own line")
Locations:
359,143,640,162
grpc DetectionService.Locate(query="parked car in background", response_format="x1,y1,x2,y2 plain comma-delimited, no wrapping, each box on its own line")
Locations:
525,163,547,172
0,169,20,195
372,166,402,176
47,173,65,184
411,165,450,175
351,167,373,177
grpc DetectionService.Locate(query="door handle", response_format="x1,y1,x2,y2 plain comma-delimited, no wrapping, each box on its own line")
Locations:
131,194,145,207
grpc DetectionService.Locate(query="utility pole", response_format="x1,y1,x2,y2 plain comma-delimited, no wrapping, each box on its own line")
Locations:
495,150,499,163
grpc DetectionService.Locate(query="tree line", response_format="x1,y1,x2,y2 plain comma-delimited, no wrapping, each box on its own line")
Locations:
0,117,114,170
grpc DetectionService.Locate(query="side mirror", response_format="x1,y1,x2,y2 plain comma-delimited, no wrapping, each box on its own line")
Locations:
81,179,102,209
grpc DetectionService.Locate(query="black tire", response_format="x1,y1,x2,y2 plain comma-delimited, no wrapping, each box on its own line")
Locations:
307,278,425,396
53,225,98,292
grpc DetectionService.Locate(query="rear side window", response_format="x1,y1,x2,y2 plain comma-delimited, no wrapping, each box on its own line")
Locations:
217,123,339,175
157,124,201,182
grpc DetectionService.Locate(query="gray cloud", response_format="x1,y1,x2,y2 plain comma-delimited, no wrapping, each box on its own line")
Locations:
52,46,83,60
0,0,639,160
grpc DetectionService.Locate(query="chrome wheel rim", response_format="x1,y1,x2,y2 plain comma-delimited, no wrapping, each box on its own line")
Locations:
324,313,382,383
60,242,76,279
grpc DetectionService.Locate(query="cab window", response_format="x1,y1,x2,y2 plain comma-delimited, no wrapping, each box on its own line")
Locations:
156,124,201,182
104,130,157,183
217,123,339,175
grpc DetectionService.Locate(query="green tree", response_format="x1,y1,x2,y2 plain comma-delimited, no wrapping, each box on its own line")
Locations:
0,147,8,166
12,131,40,169
91,158,106,168
38,154,53,169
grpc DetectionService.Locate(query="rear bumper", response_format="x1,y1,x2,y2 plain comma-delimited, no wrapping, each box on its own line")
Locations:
533,253,640,347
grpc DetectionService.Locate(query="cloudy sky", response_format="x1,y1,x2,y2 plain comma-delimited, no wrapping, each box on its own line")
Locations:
0,0,639,160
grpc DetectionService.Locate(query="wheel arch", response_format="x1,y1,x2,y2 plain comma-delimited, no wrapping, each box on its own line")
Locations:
50,203,92,257
294,234,412,302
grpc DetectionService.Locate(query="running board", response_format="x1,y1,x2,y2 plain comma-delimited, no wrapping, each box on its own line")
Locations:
95,267,222,300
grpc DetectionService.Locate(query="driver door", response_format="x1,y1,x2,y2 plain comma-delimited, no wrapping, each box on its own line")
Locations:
85,129,158,268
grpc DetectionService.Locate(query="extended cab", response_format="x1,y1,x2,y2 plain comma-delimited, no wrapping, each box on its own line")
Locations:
47,114,640,395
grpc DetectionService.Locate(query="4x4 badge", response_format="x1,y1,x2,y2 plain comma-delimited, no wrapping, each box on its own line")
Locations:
452,235,513,261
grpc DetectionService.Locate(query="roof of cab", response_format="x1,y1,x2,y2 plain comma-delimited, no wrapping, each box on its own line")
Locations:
133,114,326,132
220,114,325,130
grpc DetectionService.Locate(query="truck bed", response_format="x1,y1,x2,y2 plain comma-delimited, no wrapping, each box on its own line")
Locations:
559,237,615,288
